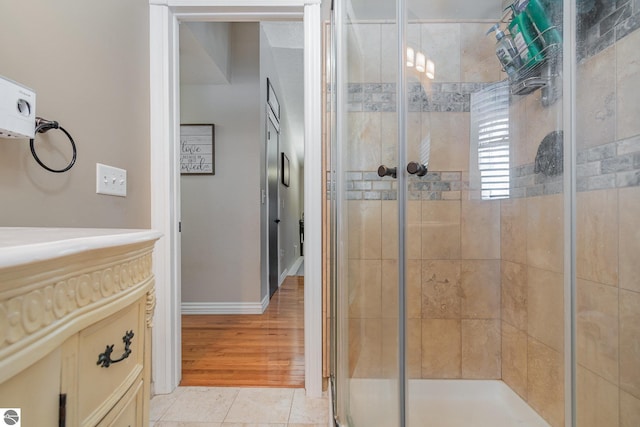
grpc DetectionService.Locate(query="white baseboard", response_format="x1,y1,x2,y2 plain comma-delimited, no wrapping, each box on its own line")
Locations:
182,296,269,315
288,256,303,276
278,268,289,287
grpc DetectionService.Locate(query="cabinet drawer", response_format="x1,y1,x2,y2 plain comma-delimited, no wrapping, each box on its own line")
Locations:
97,379,143,427
78,300,144,426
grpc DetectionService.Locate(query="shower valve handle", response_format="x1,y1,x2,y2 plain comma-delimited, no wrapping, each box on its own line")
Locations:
407,162,428,177
377,165,397,179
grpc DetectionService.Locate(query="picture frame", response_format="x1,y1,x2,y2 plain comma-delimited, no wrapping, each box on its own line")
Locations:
281,152,290,187
180,124,215,175
267,78,280,122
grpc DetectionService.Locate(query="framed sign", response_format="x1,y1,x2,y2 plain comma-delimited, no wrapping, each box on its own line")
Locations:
281,152,290,187
180,124,214,174
267,78,280,121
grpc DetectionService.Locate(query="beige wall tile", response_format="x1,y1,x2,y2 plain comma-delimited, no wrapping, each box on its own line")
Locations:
347,24,381,84
424,112,470,172
348,200,381,260
509,95,535,167
620,289,640,398
461,199,500,259
576,366,619,427
381,318,399,379
461,23,502,83
462,319,501,379
577,190,618,286
407,201,422,260
422,260,461,319
380,23,399,84
347,112,381,171
524,89,563,159
381,201,398,260
527,194,564,273
407,260,422,319
349,318,382,378
421,201,461,259
617,29,640,140
619,187,640,293
528,267,564,353
421,319,461,378
502,261,528,331
502,322,528,399
420,23,461,83
577,279,619,384
461,260,500,319
501,198,527,264
528,338,565,427
576,45,616,149
381,259,398,319
381,112,398,166
620,389,640,427
348,259,382,319
407,318,422,379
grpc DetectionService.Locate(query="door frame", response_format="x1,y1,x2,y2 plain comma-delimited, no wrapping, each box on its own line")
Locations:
149,0,323,397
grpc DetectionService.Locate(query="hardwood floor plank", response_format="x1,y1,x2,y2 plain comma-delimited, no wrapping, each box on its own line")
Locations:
180,276,305,387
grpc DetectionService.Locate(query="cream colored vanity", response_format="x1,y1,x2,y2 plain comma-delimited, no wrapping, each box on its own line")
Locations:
0,228,161,426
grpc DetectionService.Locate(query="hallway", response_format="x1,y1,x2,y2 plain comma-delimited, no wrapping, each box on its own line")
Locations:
181,276,305,387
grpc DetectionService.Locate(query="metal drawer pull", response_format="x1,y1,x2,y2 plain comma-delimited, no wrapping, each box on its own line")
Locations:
97,330,135,368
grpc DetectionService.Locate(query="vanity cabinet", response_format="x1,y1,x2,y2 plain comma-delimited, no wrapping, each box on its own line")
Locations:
0,228,160,426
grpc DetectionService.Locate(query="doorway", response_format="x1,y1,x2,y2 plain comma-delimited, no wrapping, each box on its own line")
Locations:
149,1,323,397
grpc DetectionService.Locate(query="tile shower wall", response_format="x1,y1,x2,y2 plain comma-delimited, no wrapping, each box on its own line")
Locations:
347,22,503,383
573,23,640,427
502,20,640,427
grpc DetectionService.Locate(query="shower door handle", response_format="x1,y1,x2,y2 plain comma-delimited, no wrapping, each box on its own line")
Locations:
407,162,428,177
377,165,397,179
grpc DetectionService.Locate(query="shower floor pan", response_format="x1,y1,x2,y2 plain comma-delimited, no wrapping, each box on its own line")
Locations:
348,379,550,427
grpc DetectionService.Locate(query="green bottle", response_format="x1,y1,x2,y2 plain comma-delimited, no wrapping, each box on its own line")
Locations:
522,0,562,47
507,4,545,67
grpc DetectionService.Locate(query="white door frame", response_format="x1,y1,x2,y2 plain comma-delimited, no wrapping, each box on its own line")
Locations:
149,0,323,397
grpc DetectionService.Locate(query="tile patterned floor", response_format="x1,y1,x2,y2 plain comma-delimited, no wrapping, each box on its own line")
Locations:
150,386,330,427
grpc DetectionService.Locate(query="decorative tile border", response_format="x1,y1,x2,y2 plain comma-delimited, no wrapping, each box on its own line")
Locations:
346,82,493,113
345,171,466,201
509,134,640,197
340,135,640,202
578,0,640,60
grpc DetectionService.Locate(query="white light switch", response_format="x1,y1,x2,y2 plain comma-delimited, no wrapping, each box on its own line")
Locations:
96,163,127,197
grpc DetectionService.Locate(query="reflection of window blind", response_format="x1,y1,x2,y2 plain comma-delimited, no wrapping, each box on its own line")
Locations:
470,82,510,200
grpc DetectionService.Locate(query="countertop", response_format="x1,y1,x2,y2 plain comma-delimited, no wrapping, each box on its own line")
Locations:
0,227,162,269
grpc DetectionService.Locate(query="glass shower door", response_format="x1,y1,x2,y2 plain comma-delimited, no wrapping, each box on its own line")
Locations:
333,0,570,426
333,0,402,425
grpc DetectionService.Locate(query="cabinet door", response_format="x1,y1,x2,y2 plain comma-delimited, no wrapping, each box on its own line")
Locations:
0,349,62,427
97,380,143,427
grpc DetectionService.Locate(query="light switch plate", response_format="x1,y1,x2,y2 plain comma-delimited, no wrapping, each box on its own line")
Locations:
96,163,127,197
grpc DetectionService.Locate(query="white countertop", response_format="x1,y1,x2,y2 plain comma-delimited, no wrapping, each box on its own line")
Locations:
0,227,162,269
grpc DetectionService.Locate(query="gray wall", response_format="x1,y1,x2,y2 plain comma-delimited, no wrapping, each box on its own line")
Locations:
260,25,304,289
180,23,262,304
0,0,150,228
180,23,304,306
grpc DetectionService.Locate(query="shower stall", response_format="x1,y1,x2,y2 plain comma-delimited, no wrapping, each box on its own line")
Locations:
327,0,640,426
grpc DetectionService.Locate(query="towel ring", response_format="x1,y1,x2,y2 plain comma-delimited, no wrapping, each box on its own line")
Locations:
29,117,77,173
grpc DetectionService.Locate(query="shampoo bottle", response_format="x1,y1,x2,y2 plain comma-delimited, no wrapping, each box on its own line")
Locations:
486,23,522,78
507,3,544,67
520,0,562,46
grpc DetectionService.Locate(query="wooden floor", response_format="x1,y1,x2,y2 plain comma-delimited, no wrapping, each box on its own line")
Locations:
181,276,305,387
